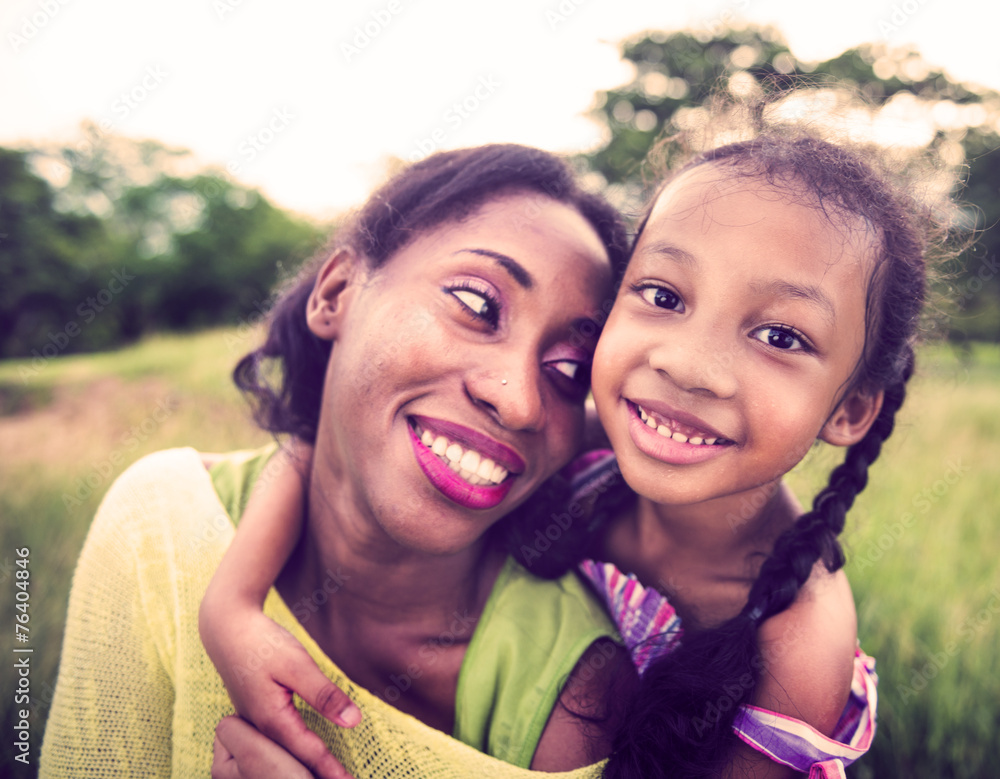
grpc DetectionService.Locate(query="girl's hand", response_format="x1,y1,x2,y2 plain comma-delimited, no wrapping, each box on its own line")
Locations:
203,605,361,779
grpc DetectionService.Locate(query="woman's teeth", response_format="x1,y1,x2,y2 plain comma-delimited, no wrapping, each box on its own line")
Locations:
637,404,721,446
418,427,509,486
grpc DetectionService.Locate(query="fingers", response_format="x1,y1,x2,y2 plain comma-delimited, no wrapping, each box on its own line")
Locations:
211,729,239,779
288,664,361,728
214,715,316,779
257,701,356,779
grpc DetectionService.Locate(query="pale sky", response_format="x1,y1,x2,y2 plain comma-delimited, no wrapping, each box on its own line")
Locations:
1,0,996,220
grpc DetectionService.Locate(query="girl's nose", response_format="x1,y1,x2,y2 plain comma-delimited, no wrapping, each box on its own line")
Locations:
647,325,739,400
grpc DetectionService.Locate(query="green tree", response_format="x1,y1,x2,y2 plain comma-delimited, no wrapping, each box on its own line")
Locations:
0,128,328,360
583,27,1000,340
0,147,125,359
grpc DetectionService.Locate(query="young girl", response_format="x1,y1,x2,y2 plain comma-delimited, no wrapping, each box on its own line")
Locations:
202,101,948,778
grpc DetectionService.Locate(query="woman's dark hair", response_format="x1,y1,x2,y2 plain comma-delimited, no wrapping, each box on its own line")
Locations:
600,105,955,777
234,143,628,442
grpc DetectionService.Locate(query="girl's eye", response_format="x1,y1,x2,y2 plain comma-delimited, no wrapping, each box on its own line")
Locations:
752,326,807,351
450,287,500,328
638,285,684,312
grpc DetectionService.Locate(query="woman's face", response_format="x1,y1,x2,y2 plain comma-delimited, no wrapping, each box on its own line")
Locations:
310,192,614,555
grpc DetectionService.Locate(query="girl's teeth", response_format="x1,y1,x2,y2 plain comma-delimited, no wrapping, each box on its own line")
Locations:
432,436,448,456
448,460,461,473
638,404,720,446
445,443,463,463
491,464,508,483
421,430,434,447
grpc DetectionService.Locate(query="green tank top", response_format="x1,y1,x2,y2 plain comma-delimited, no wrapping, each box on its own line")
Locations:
210,445,618,768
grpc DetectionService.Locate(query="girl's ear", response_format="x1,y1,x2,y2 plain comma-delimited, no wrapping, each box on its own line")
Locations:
306,249,362,341
819,388,884,447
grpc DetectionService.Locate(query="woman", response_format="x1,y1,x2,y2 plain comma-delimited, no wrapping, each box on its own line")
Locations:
39,144,635,778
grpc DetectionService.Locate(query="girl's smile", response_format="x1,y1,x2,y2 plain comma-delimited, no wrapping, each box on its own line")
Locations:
625,400,734,466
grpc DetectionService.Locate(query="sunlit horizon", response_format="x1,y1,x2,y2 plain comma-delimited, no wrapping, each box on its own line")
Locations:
2,0,996,220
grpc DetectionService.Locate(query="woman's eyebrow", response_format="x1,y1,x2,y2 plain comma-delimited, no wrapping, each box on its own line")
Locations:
455,248,534,289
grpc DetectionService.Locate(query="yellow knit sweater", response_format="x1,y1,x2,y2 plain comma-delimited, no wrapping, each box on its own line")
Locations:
40,448,607,778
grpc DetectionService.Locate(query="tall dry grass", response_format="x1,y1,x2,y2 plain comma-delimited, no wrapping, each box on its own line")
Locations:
0,331,996,777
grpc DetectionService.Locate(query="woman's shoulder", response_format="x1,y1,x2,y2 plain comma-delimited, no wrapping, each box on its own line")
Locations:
99,447,210,515
755,561,858,736
92,447,255,555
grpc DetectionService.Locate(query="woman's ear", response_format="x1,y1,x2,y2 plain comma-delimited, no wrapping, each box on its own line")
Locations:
306,248,362,341
819,387,884,447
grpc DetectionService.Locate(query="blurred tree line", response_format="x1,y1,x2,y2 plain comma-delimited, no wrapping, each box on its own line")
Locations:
579,26,1000,341
0,129,326,360
1,26,998,361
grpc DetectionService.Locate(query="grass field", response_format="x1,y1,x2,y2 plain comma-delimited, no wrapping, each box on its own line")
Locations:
1,329,997,777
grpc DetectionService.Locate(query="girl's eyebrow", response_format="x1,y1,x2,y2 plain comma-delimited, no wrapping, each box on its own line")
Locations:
749,279,836,324
643,241,698,267
453,248,534,290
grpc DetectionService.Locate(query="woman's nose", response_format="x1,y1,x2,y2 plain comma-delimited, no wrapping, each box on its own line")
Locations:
465,355,546,433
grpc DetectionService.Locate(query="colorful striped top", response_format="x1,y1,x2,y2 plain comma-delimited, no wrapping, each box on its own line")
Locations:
569,451,878,779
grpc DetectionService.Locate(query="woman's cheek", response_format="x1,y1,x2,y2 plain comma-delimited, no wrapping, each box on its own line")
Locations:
540,400,585,476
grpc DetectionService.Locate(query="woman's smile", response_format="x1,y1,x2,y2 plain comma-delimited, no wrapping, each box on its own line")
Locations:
408,415,524,510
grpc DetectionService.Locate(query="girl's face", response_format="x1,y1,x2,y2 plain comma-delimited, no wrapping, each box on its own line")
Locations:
310,193,613,554
592,164,878,507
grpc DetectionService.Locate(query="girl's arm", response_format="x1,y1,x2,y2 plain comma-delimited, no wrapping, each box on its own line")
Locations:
199,441,360,779
531,636,639,770
723,565,858,779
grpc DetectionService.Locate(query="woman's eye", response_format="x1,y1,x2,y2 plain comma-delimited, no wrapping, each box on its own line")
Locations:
545,359,592,400
638,285,683,311
550,360,584,382
753,326,805,351
450,288,499,327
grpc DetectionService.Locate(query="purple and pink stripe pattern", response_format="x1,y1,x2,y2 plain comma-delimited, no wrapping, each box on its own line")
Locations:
567,450,878,775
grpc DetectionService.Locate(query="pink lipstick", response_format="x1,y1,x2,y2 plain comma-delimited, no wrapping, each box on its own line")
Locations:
407,418,521,510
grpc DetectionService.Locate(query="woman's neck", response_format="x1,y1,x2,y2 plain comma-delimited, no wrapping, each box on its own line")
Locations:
280,474,503,627
273,470,506,731
275,457,505,652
